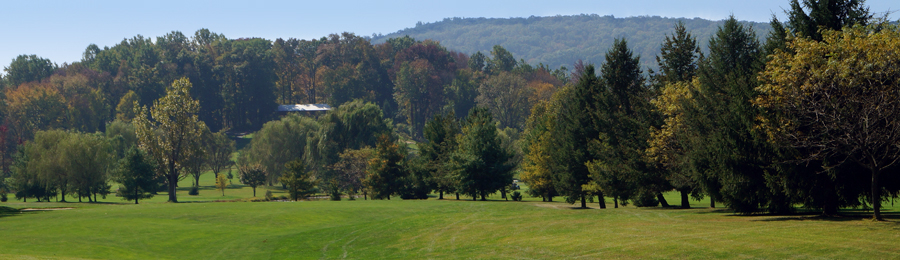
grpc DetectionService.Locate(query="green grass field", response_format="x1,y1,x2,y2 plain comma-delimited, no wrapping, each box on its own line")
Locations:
1,172,898,259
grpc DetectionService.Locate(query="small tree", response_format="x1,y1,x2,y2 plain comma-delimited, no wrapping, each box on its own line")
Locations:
239,164,267,197
364,135,406,200
116,147,156,204
207,130,235,179
281,159,317,201
216,171,229,196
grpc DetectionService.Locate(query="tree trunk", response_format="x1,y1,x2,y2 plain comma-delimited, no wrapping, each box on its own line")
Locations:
681,190,690,209
455,193,459,200
439,191,443,200
168,161,178,203
79,196,82,203
135,188,139,204
614,198,619,208
872,168,882,220
657,193,669,207
480,192,486,201
710,197,715,208
93,193,97,202
598,191,606,209
548,195,553,202
581,195,586,208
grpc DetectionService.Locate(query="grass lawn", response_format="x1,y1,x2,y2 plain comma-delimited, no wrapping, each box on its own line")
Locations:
1,173,898,259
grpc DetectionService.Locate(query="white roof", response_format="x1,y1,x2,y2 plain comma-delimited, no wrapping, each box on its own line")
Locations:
277,104,332,112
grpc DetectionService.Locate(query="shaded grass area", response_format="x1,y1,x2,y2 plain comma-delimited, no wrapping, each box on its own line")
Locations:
0,199,898,259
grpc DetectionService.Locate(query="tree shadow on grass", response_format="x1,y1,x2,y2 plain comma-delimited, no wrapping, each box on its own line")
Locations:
0,206,20,218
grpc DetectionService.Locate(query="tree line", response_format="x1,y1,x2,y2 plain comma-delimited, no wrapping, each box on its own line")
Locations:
519,0,899,220
1,0,898,221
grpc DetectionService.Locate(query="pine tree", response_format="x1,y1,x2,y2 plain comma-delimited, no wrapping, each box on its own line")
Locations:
554,65,603,208
450,108,514,201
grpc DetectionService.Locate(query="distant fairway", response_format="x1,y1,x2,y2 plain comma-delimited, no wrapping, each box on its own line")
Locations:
1,172,898,259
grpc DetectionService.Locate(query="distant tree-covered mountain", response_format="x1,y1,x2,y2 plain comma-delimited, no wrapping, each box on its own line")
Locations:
373,15,773,71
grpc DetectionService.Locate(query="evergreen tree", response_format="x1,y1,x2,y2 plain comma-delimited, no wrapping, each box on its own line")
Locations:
685,16,783,213
116,147,156,204
450,108,514,201
280,159,318,201
364,135,406,199
589,38,657,207
647,22,704,208
554,65,603,208
787,0,871,41
421,113,460,199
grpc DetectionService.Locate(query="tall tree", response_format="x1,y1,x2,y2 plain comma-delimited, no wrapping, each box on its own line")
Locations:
787,0,871,41
684,16,778,213
554,65,603,208
421,113,460,199
647,22,704,208
475,72,533,130
450,108,514,201
588,38,655,207
134,78,209,203
3,55,55,87
757,25,900,220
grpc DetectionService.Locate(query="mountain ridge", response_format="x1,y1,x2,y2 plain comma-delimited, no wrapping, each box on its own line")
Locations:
372,14,773,71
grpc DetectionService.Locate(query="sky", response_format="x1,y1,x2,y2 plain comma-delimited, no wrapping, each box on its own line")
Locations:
1,0,897,73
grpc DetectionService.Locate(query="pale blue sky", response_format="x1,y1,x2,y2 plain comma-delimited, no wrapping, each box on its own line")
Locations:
2,0,897,71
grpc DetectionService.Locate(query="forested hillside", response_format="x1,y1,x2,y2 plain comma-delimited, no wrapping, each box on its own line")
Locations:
373,15,773,70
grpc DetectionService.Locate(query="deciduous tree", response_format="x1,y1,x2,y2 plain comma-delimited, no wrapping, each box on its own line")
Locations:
757,25,900,220
134,77,209,202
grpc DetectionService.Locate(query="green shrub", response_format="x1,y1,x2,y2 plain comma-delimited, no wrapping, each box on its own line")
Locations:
265,190,274,201
0,194,7,202
328,180,342,201
633,191,659,207
188,186,200,196
511,191,522,201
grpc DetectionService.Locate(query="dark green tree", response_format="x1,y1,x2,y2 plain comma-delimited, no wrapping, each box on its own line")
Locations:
450,108,514,201
281,159,318,201
421,113,460,199
589,38,658,207
116,147,156,204
553,65,603,208
787,0,871,41
684,16,780,213
238,164,268,197
364,135,406,199
3,55,55,87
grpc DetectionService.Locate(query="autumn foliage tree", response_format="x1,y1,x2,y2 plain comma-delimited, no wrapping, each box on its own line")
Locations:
134,78,209,203
757,25,900,220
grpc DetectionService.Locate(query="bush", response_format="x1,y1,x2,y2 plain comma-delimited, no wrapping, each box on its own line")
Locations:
278,195,288,200
511,191,522,201
265,190,274,201
0,194,7,202
633,191,659,207
188,186,200,196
